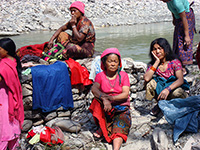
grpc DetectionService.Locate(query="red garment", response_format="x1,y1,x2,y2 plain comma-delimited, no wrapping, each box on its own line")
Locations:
0,58,24,128
16,42,48,60
65,58,92,86
89,99,127,143
27,126,64,145
196,42,200,70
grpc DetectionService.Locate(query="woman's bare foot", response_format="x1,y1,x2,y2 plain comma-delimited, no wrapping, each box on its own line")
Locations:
93,128,103,140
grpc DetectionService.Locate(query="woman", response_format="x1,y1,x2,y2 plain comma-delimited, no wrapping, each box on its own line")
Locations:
144,38,189,115
89,48,131,150
0,38,24,149
160,0,195,75
47,1,95,60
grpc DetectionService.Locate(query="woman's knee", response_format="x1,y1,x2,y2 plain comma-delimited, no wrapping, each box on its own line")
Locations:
170,88,188,99
57,32,70,43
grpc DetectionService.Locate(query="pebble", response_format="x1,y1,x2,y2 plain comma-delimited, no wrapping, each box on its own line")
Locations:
1,0,199,34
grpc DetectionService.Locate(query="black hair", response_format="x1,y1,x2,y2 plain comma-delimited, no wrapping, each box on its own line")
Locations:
0,38,22,80
101,53,121,84
148,38,181,65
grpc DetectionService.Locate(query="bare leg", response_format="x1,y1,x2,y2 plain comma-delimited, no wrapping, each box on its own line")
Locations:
113,137,123,150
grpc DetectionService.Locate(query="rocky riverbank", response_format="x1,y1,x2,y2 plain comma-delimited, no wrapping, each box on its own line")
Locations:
19,55,200,150
1,0,200,35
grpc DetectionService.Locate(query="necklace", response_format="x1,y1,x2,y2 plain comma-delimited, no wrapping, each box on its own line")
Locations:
107,75,117,92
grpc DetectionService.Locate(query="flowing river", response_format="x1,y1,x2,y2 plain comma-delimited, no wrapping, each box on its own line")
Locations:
2,22,200,63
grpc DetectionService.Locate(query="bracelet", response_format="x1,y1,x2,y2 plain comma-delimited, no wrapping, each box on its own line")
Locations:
72,25,76,28
166,86,172,92
99,93,102,99
150,66,156,72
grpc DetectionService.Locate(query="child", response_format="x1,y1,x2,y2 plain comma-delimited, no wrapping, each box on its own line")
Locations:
0,38,24,150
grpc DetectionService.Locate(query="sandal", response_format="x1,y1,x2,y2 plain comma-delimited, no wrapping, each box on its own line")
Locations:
93,128,103,141
150,104,161,116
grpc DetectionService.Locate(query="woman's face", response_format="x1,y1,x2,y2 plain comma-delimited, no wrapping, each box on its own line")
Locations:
152,44,166,60
70,8,82,19
0,47,8,58
105,54,119,72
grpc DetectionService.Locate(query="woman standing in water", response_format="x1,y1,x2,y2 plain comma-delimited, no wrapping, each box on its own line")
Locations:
160,0,195,75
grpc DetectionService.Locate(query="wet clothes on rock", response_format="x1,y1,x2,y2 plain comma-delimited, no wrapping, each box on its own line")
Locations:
159,95,200,143
31,61,73,112
16,42,48,60
65,58,93,86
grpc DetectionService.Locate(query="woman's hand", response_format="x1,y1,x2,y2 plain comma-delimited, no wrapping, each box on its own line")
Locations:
69,15,77,26
47,40,54,49
157,88,170,100
184,35,191,46
179,11,190,47
102,97,112,112
151,51,160,64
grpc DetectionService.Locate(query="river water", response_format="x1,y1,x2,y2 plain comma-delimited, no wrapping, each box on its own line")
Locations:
3,22,200,63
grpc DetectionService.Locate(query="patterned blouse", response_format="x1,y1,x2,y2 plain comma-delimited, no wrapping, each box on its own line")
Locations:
68,16,95,44
147,59,183,79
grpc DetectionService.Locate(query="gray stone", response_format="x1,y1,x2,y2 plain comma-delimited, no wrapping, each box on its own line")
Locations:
32,119,44,126
44,112,57,121
45,117,69,127
53,119,81,133
152,127,168,150
22,85,32,97
73,94,79,101
0,31,20,36
136,91,146,100
57,110,71,117
23,96,32,110
23,83,33,91
128,74,138,85
22,120,33,132
72,88,79,94
24,110,41,119
130,85,137,93
131,116,151,127
132,124,151,137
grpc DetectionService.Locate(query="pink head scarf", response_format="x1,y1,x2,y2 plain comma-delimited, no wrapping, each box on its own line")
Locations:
100,48,122,71
69,1,85,14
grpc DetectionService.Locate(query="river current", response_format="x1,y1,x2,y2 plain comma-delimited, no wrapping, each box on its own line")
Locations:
2,22,200,63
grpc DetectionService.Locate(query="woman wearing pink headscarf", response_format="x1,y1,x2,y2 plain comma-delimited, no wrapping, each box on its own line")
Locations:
48,1,95,60
89,48,131,150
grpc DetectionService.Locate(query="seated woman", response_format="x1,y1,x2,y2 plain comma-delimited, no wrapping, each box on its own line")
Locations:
89,48,131,150
47,1,95,60
144,38,190,115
